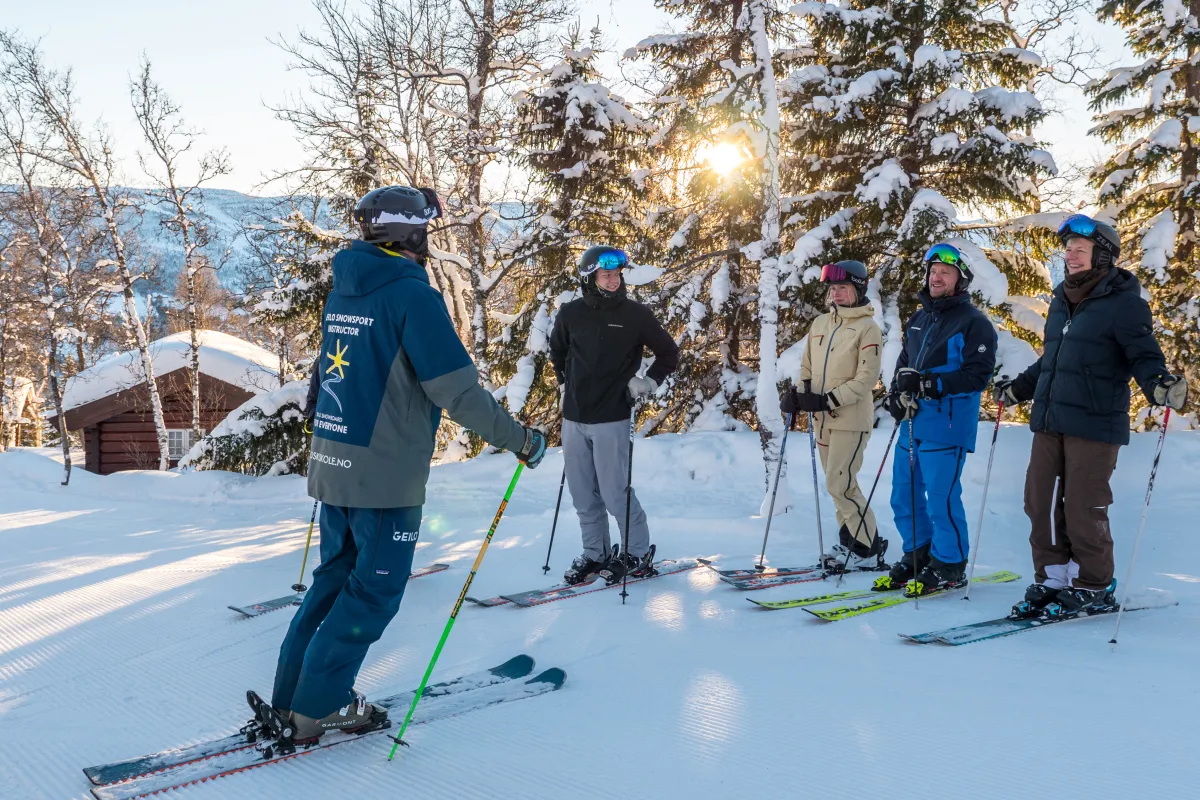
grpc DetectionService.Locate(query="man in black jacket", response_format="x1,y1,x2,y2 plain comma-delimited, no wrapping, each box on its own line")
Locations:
548,245,680,585
996,214,1188,618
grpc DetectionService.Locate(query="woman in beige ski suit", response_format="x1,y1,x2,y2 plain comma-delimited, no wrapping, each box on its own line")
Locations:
780,260,886,572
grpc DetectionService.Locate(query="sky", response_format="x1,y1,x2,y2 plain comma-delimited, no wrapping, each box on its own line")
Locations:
0,0,1131,198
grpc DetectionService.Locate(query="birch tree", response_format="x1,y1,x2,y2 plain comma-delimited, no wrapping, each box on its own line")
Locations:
131,57,232,443
0,31,172,469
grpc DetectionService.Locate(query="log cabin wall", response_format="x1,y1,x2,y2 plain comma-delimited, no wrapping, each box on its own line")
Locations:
60,369,257,475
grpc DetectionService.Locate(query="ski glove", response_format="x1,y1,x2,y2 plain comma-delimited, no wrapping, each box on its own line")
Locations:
1151,375,1189,410
895,367,941,399
793,391,832,413
516,428,548,469
884,390,918,422
779,385,801,414
992,379,1021,407
627,376,658,401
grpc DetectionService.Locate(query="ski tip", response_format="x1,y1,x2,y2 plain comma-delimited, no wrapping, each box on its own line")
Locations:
491,654,536,679
526,667,566,690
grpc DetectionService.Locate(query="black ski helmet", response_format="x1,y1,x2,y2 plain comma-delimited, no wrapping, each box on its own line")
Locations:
352,185,442,259
1057,214,1120,270
820,259,869,302
578,244,627,295
923,242,973,294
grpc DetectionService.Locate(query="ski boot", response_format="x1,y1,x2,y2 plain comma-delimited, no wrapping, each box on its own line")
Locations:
289,690,389,746
872,543,929,592
1009,583,1063,619
823,526,888,574
600,544,657,585
1043,581,1118,619
563,545,617,586
905,557,967,598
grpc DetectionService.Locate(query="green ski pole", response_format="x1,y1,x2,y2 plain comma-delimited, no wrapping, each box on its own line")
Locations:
387,462,525,759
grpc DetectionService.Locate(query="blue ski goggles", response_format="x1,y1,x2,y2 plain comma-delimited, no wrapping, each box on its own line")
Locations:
1057,214,1098,239
581,249,628,275
923,243,969,276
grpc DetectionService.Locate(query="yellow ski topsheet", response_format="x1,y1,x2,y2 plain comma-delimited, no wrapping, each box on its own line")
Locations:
802,571,1021,622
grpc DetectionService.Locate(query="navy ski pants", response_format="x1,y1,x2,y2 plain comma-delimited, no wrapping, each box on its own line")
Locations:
272,503,420,719
889,438,970,564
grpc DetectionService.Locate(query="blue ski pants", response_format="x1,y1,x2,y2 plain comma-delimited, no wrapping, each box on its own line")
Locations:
889,438,969,564
271,503,420,719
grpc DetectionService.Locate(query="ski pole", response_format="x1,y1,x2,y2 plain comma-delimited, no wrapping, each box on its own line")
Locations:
542,464,567,575
387,463,525,758
292,500,319,593
836,422,899,586
907,400,919,610
1110,407,1171,646
756,412,795,571
808,411,826,567
963,401,1004,600
620,403,638,605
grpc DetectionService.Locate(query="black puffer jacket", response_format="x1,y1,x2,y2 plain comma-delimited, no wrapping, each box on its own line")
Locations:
548,284,680,424
1011,267,1167,445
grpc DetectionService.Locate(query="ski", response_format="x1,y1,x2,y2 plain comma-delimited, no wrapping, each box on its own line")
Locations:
718,564,885,591
228,563,450,617
499,559,700,607
899,600,1178,646
83,654,534,788
697,557,822,580
91,666,564,800
748,584,885,610
803,571,1021,622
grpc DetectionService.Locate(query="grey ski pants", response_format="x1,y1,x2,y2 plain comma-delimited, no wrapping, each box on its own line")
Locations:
561,418,650,560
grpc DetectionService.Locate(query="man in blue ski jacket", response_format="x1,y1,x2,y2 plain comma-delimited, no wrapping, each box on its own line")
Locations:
275,186,547,743
875,242,997,596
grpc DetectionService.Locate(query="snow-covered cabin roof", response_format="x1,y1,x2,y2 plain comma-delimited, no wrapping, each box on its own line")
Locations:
61,330,281,413
2,376,36,422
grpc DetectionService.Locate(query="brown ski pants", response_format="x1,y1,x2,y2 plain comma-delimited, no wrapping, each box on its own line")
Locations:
1023,432,1121,591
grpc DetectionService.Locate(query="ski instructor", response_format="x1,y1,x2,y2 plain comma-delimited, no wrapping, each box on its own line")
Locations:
779,260,887,572
995,214,1187,618
275,185,548,742
548,245,679,586
876,242,997,596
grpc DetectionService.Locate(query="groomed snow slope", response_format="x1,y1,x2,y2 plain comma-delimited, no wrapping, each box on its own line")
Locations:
0,424,1197,799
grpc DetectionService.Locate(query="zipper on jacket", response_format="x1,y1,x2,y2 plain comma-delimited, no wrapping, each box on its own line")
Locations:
1046,296,1089,412
817,315,844,439
914,315,942,370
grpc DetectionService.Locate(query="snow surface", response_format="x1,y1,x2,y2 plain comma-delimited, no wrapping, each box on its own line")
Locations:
60,331,282,412
2,424,1199,797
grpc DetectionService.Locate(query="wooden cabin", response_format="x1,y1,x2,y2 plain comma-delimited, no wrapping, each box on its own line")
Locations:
51,331,281,474
2,376,41,448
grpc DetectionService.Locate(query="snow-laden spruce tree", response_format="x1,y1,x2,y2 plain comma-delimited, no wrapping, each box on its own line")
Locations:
496,28,652,438
781,0,1057,382
627,0,795,493
1087,0,1200,422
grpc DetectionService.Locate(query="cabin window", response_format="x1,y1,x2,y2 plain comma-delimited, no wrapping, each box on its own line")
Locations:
167,429,203,460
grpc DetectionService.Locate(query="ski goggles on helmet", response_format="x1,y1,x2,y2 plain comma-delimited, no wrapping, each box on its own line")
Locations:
1057,214,1098,240
820,263,852,283
924,243,968,274
581,249,628,275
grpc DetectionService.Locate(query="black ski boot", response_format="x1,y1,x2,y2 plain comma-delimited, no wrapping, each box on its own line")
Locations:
1044,581,1118,619
563,545,617,586
905,557,967,598
600,544,657,585
823,525,888,574
872,543,929,591
1009,583,1063,619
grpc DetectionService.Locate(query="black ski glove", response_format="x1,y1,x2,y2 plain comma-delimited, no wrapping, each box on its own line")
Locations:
779,385,801,414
